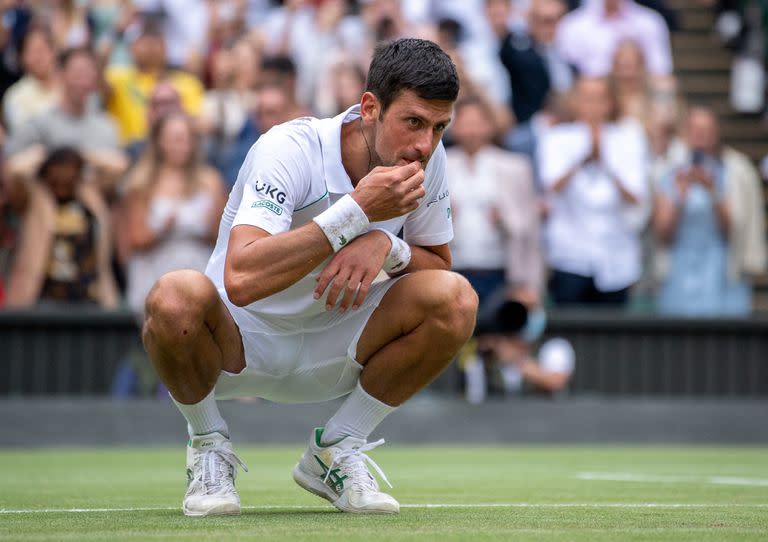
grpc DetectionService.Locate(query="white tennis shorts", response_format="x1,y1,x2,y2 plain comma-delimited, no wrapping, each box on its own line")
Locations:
214,278,399,403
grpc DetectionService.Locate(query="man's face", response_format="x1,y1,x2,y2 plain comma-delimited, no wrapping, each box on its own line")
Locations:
63,54,97,104
529,0,565,45
132,34,166,70
256,87,290,132
365,90,453,170
485,0,511,37
451,102,494,154
686,109,720,154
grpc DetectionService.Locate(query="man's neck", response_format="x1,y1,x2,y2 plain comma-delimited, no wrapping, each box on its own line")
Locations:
340,118,377,187
603,0,624,18
462,144,485,160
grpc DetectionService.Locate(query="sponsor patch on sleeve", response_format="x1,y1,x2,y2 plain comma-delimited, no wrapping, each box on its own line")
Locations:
251,200,284,215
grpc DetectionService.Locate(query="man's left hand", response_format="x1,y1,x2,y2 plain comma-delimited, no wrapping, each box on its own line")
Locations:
314,230,391,312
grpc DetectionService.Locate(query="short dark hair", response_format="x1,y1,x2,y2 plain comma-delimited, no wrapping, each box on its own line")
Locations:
38,147,85,179
261,55,297,77
475,299,529,336
366,38,459,112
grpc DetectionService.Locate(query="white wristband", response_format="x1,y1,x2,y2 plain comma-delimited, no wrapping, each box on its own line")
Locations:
376,228,411,274
313,194,370,252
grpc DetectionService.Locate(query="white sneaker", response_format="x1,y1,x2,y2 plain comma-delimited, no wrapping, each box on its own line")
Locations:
183,432,248,517
292,427,399,514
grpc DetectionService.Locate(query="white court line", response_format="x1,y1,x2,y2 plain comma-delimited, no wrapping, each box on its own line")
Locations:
2,503,768,514
577,472,768,487
709,476,768,487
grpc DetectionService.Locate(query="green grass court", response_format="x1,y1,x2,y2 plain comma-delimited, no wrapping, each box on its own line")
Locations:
2,446,766,541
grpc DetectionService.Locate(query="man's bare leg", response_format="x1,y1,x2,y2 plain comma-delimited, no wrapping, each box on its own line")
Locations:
321,269,478,443
143,269,245,405
356,269,478,403
293,270,477,513
142,269,248,517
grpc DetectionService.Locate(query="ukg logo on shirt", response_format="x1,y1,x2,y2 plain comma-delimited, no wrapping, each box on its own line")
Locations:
254,177,287,204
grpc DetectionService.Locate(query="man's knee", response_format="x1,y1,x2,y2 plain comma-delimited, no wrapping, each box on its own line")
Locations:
143,270,219,344
425,271,479,342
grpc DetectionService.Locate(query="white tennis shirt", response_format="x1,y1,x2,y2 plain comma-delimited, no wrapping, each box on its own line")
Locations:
537,120,649,292
205,105,453,331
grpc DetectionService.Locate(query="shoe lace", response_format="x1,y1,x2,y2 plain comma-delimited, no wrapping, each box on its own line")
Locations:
193,446,248,495
324,439,392,491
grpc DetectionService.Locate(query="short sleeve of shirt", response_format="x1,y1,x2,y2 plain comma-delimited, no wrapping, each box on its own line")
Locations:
538,337,575,374
232,128,311,235
403,142,453,246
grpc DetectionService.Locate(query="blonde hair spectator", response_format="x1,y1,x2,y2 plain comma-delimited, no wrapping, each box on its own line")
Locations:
122,112,225,317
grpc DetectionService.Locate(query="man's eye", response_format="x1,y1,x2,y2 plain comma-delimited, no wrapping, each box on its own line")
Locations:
407,118,420,127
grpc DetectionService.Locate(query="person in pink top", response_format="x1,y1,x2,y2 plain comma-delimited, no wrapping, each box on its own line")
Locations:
555,0,672,78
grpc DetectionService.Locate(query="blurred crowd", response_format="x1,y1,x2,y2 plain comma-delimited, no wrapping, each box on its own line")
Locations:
0,0,765,335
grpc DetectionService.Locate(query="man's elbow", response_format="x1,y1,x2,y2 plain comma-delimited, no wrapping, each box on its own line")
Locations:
224,270,252,307
225,267,275,307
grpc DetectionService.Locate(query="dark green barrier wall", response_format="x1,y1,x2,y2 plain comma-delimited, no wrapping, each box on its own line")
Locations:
1,309,766,396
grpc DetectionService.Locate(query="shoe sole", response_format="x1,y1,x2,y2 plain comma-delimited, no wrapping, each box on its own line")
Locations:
291,463,398,514
183,502,241,517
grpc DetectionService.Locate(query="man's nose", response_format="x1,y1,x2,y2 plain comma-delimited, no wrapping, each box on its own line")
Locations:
413,129,433,158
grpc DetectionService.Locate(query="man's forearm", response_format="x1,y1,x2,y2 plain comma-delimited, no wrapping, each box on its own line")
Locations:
396,245,451,275
225,223,333,306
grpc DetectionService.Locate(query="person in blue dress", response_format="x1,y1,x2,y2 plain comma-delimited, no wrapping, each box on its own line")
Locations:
653,107,764,316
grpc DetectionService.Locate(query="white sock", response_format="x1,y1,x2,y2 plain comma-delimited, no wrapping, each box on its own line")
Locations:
322,380,396,443
171,389,229,438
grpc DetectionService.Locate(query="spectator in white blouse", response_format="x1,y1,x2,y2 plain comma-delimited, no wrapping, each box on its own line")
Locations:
556,0,673,78
537,76,649,307
447,96,542,309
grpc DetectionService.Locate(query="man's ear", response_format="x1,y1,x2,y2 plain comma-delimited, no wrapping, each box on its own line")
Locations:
360,91,380,125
